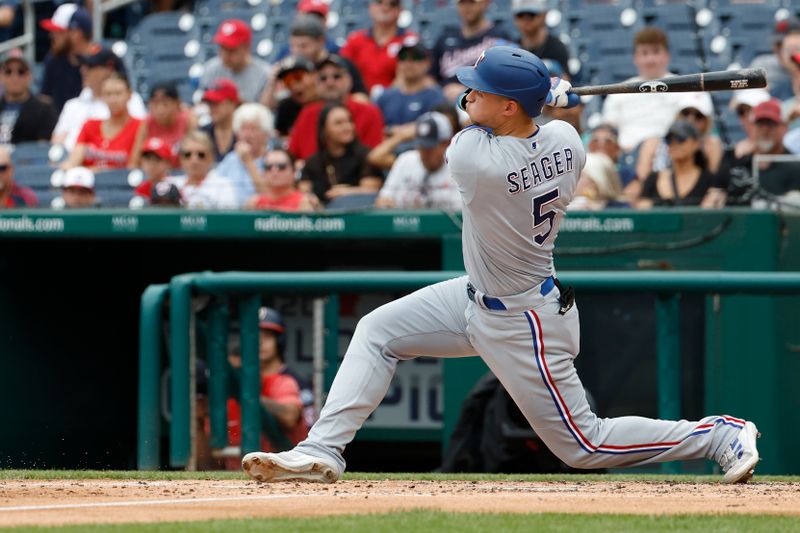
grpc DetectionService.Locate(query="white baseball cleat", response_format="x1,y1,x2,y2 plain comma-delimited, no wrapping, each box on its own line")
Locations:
719,421,760,484
242,449,340,483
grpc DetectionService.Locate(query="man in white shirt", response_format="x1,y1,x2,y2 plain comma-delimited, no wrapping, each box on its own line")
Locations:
601,27,684,152
51,45,146,150
375,111,461,210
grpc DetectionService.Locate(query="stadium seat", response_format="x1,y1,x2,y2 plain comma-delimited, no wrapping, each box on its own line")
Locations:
97,189,135,208
325,193,378,210
11,142,52,166
94,169,134,191
14,164,56,189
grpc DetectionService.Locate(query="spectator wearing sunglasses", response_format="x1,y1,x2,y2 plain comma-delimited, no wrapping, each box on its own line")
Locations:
375,40,445,132
511,0,570,79
167,130,237,209
0,49,57,144
636,120,712,208
636,92,722,180
215,103,274,206
339,0,419,94
273,56,318,138
244,148,314,211
726,89,771,160
703,99,800,207
431,0,511,102
288,54,384,161
0,145,38,208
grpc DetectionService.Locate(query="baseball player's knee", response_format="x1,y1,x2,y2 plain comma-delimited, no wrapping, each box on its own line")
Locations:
557,450,596,469
350,308,394,351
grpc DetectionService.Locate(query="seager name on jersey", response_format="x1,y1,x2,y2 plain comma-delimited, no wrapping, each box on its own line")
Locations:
506,147,574,195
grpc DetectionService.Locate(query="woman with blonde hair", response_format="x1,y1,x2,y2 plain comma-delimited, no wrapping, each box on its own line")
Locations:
569,152,626,210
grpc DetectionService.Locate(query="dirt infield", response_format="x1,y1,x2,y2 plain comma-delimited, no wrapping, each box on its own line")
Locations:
1,479,799,527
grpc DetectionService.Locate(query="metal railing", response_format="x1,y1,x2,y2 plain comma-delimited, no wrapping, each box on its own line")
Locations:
137,270,800,472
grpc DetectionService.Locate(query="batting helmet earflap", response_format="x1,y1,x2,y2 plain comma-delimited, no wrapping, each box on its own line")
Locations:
456,46,551,118
258,306,287,356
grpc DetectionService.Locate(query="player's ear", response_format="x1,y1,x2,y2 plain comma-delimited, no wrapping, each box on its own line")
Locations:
503,98,519,117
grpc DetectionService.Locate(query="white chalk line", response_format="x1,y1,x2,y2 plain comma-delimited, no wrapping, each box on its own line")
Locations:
0,493,303,512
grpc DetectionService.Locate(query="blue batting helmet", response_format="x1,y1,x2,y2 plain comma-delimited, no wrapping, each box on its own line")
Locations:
258,306,287,356
456,46,551,118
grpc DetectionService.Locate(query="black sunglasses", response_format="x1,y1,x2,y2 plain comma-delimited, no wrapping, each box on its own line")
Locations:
398,49,426,61
665,134,690,144
680,109,706,120
0,164,9,172
735,105,751,118
181,150,207,159
265,162,290,171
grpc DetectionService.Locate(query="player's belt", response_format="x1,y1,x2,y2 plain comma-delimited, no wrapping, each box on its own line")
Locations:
467,277,556,311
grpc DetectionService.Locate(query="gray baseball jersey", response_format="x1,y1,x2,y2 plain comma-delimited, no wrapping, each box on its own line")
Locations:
448,120,584,295
291,119,748,478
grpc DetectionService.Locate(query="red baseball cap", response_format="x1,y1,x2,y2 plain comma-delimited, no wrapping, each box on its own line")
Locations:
214,19,252,49
298,0,329,17
202,78,240,103
141,137,174,161
751,99,783,124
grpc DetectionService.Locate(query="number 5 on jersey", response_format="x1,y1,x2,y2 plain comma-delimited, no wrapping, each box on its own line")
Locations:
532,189,559,246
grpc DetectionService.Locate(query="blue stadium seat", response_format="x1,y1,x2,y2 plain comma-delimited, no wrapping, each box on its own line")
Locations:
14,164,56,189
36,189,62,208
325,193,378,210
97,190,135,208
11,142,52,166
642,3,697,35
127,11,199,46
94,169,133,191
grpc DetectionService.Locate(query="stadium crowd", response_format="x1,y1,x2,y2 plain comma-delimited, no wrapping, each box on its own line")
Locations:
1,0,800,210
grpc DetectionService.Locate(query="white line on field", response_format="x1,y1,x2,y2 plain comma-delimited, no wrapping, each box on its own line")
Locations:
0,493,303,512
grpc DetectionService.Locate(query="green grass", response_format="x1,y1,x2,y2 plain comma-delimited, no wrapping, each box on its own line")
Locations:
4,512,800,533
1,470,799,483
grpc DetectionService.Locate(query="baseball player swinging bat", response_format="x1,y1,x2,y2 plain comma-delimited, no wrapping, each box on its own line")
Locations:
570,68,767,96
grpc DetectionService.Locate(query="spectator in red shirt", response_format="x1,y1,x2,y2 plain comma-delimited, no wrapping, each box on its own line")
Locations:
244,148,315,211
223,307,309,469
62,73,146,170
133,137,175,200
273,56,318,138
339,0,418,94
0,145,38,208
144,82,196,166
288,54,384,161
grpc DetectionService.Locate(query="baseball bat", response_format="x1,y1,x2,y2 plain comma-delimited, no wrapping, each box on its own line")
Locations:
570,68,767,96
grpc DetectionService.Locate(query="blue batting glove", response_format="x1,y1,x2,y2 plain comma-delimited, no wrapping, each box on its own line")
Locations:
546,77,580,109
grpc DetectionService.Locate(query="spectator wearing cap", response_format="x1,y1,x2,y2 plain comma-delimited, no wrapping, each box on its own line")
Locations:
272,56,318,137
149,181,183,207
750,17,800,102
375,111,460,210
339,0,419,93
134,137,175,200
636,120,712,208
59,166,96,208
167,130,237,209
200,79,239,162
636,92,723,180
244,148,314,211
288,54,384,161
144,82,197,165
432,0,512,102
512,0,570,78
39,5,109,113
0,50,57,144
299,102,383,205
375,40,445,131
52,45,146,150
271,0,340,63
704,99,800,207
215,103,274,206
200,19,270,103
601,27,684,153
0,145,37,208
263,14,367,109
62,73,147,170
727,89,771,160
